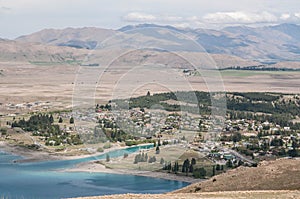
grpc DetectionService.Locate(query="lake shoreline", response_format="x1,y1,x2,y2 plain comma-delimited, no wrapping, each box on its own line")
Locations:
0,141,151,162
0,141,200,184
62,160,203,183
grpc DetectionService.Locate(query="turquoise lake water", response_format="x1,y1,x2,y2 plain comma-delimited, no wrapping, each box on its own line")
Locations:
0,145,189,199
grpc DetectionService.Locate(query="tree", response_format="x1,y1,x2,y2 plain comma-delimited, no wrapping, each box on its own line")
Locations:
134,154,140,164
191,158,196,165
69,117,74,124
182,159,190,175
194,168,206,178
160,158,164,164
156,146,160,154
147,91,151,96
238,160,244,166
288,149,298,157
226,160,233,168
174,161,179,174
58,117,63,123
189,164,194,173
49,115,54,123
106,154,110,162
158,139,161,146
232,132,242,142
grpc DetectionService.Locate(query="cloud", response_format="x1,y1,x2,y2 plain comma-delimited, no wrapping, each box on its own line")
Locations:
203,11,277,24
280,13,291,20
123,12,185,23
294,12,300,18
0,6,11,13
123,12,157,22
123,11,300,28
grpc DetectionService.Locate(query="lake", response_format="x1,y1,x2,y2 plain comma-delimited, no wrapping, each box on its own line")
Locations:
0,145,189,199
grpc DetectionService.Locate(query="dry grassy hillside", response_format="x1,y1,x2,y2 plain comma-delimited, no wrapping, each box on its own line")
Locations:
175,158,300,193
0,39,88,62
72,190,300,199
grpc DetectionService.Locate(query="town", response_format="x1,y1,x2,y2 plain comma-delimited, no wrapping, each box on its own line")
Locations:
1,91,299,179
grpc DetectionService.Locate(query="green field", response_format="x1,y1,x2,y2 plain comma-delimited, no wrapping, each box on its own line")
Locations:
219,70,300,77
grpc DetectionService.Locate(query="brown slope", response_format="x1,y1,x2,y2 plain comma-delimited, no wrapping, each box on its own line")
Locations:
15,27,116,49
0,39,88,62
174,158,300,193
71,190,300,199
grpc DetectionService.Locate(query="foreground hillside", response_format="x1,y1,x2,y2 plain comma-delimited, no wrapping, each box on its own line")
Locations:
72,191,300,199
175,158,300,193
71,158,300,199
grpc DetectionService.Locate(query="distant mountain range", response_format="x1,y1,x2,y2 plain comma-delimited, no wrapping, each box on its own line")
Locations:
1,23,300,69
14,23,300,63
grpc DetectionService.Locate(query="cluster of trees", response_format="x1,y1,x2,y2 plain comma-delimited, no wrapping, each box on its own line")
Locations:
113,91,211,114
113,91,300,129
45,134,82,146
96,103,112,111
11,114,54,131
236,137,300,158
133,152,148,164
163,161,180,173
95,119,134,142
222,66,300,72
181,158,196,175
133,152,157,164
125,139,155,147
148,156,157,163
11,114,82,147
220,132,242,142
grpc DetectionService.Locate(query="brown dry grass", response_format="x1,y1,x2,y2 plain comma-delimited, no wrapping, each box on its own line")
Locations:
174,158,300,193
1,62,300,110
71,190,300,199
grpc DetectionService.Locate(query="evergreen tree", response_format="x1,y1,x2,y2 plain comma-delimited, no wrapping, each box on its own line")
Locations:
191,158,196,165
69,117,74,124
156,146,160,154
160,158,164,164
106,154,110,162
189,164,194,173
226,160,233,168
49,115,54,123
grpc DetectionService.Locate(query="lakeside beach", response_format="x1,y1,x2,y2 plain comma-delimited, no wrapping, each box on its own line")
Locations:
63,161,202,183
0,141,200,183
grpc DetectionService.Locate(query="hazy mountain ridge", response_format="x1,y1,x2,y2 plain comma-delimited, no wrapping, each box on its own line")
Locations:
16,27,116,50
0,39,88,63
15,23,300,62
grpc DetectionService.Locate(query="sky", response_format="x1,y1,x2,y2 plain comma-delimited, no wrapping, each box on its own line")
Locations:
0,0,300,39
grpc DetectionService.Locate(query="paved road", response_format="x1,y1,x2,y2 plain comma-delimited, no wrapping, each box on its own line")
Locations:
227,149,256,164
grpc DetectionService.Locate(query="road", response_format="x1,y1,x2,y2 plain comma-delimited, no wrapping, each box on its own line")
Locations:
227,148,256,164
